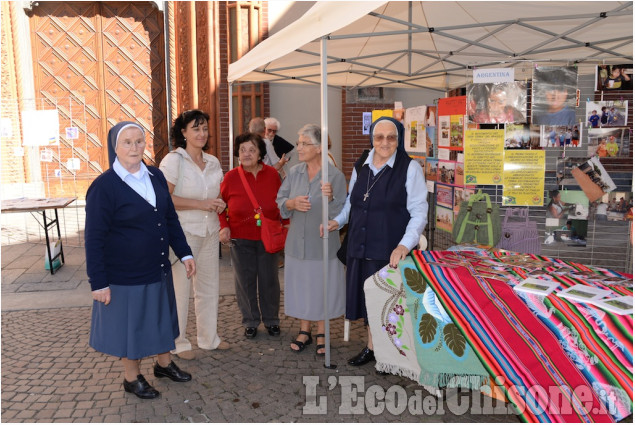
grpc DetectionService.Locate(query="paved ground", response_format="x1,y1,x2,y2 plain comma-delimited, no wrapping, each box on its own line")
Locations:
1,239,522,422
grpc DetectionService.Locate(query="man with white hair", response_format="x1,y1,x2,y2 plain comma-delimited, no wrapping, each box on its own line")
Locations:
248,117,288,175
265,117,295,162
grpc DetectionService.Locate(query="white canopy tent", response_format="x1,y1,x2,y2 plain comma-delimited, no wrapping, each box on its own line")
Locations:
229,1,633,90
227,1,633,368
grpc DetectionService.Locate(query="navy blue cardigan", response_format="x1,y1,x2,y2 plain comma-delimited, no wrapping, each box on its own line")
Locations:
85,166,192,291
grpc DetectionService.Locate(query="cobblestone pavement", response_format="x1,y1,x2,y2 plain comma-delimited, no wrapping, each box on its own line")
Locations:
2,241,520,423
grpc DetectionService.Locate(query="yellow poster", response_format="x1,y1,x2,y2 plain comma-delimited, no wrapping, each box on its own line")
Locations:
502,150,545,206
372,109,393,122
464,129,504,185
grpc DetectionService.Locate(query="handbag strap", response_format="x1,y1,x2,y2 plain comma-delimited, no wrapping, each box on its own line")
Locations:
483,192,494,247
237,166,262,212
455,189,482,243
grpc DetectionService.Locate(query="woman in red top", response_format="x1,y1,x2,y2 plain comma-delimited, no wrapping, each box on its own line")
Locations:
219,133,283,339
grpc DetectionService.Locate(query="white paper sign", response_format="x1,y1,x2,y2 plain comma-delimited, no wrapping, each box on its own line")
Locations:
473,68,515,83
40,149,53,162
362,112,372,135
1,117,12,137
22,110,59,146
66,158,80,171
65,127,79,140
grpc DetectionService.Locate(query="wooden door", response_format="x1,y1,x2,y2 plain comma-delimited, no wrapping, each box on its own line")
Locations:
29,1,167,189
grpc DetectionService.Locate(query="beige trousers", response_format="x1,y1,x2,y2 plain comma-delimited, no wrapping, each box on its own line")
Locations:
171,230,222,353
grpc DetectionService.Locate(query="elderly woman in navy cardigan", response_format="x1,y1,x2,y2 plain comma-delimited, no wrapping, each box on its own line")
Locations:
327,117,428,367
85,121,196,399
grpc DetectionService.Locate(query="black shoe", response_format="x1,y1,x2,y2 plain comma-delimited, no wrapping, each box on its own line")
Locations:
153,361,192,382
245,327,258,339
348,347,375,366
265,325,280,336
123,374,160,399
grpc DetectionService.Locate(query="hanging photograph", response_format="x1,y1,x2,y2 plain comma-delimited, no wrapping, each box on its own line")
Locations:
449,115,464,149
436,205,454,233
532,66,578,127
436,183,454,209
438,116,450,147
453,187,474,218
544,189,589,247
542,125,581,148
596,64,633,91
590,192,633,221
572,157,617,202
405,105,426,153
504,124,542,149
467,82,527,124
556,156,617,199
425,158,438,182
455,162,465,186
425,126,436,158
437,160,456,185
426,106,437,127
587,127,630,158
586,100,629,128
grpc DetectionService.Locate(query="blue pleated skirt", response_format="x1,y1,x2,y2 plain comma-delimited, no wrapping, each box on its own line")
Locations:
89,270,179,360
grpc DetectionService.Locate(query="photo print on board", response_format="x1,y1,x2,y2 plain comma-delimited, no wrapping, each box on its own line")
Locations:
532,66,578,127
467,82,527,124
596,64,633,91
587,127,630,158
544,189,589,247
586,100,629,128
541,125,582,148
425,158,438,182
436,205,454,233
505,124,543,149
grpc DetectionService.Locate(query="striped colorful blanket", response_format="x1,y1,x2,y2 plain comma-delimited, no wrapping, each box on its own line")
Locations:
409,250,633,422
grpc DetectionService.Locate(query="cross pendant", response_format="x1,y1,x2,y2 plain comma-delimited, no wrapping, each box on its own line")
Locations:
363,192,369,202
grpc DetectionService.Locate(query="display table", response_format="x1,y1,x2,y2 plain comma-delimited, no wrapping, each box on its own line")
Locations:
366,249,633,422
1,197,77,275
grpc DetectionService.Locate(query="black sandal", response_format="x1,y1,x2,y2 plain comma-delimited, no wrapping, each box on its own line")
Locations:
315,334,325,356
290,330,312,353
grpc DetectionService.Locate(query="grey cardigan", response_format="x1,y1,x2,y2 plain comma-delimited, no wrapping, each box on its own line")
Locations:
276,162,346,260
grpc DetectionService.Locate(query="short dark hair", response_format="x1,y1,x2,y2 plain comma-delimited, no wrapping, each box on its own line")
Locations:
170,109,210,150
234,132,266,161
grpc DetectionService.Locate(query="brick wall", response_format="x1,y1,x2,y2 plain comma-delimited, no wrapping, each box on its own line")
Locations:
340,90,392,178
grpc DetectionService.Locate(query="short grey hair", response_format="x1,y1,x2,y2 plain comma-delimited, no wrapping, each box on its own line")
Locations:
265,117,281,129
248,117,265,135
298,124,321,146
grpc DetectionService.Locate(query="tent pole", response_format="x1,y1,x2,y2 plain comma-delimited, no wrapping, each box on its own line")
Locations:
321,36,335,369
228,83,234,169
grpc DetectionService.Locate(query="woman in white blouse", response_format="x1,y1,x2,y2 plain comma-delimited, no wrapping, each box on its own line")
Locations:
159,110,228,360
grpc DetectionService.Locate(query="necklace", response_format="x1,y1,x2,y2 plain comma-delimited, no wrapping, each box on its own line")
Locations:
363,166,387,202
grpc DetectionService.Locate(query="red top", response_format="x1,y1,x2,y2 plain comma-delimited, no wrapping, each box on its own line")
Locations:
219,163,285,240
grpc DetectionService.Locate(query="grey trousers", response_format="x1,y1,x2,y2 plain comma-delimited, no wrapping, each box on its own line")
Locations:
230,238,281,328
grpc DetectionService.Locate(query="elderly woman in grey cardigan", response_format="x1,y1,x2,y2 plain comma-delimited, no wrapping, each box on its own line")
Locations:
276,124,347,356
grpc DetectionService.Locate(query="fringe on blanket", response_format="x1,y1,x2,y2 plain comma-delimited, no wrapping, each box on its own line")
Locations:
375,362,420,383
436,373,490,390
375,362,489,391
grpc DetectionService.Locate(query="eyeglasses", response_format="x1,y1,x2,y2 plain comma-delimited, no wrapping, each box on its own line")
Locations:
296,142,317,149
239,147,258,155
372,134,398,143
119,140,146,149
266,128,278,134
